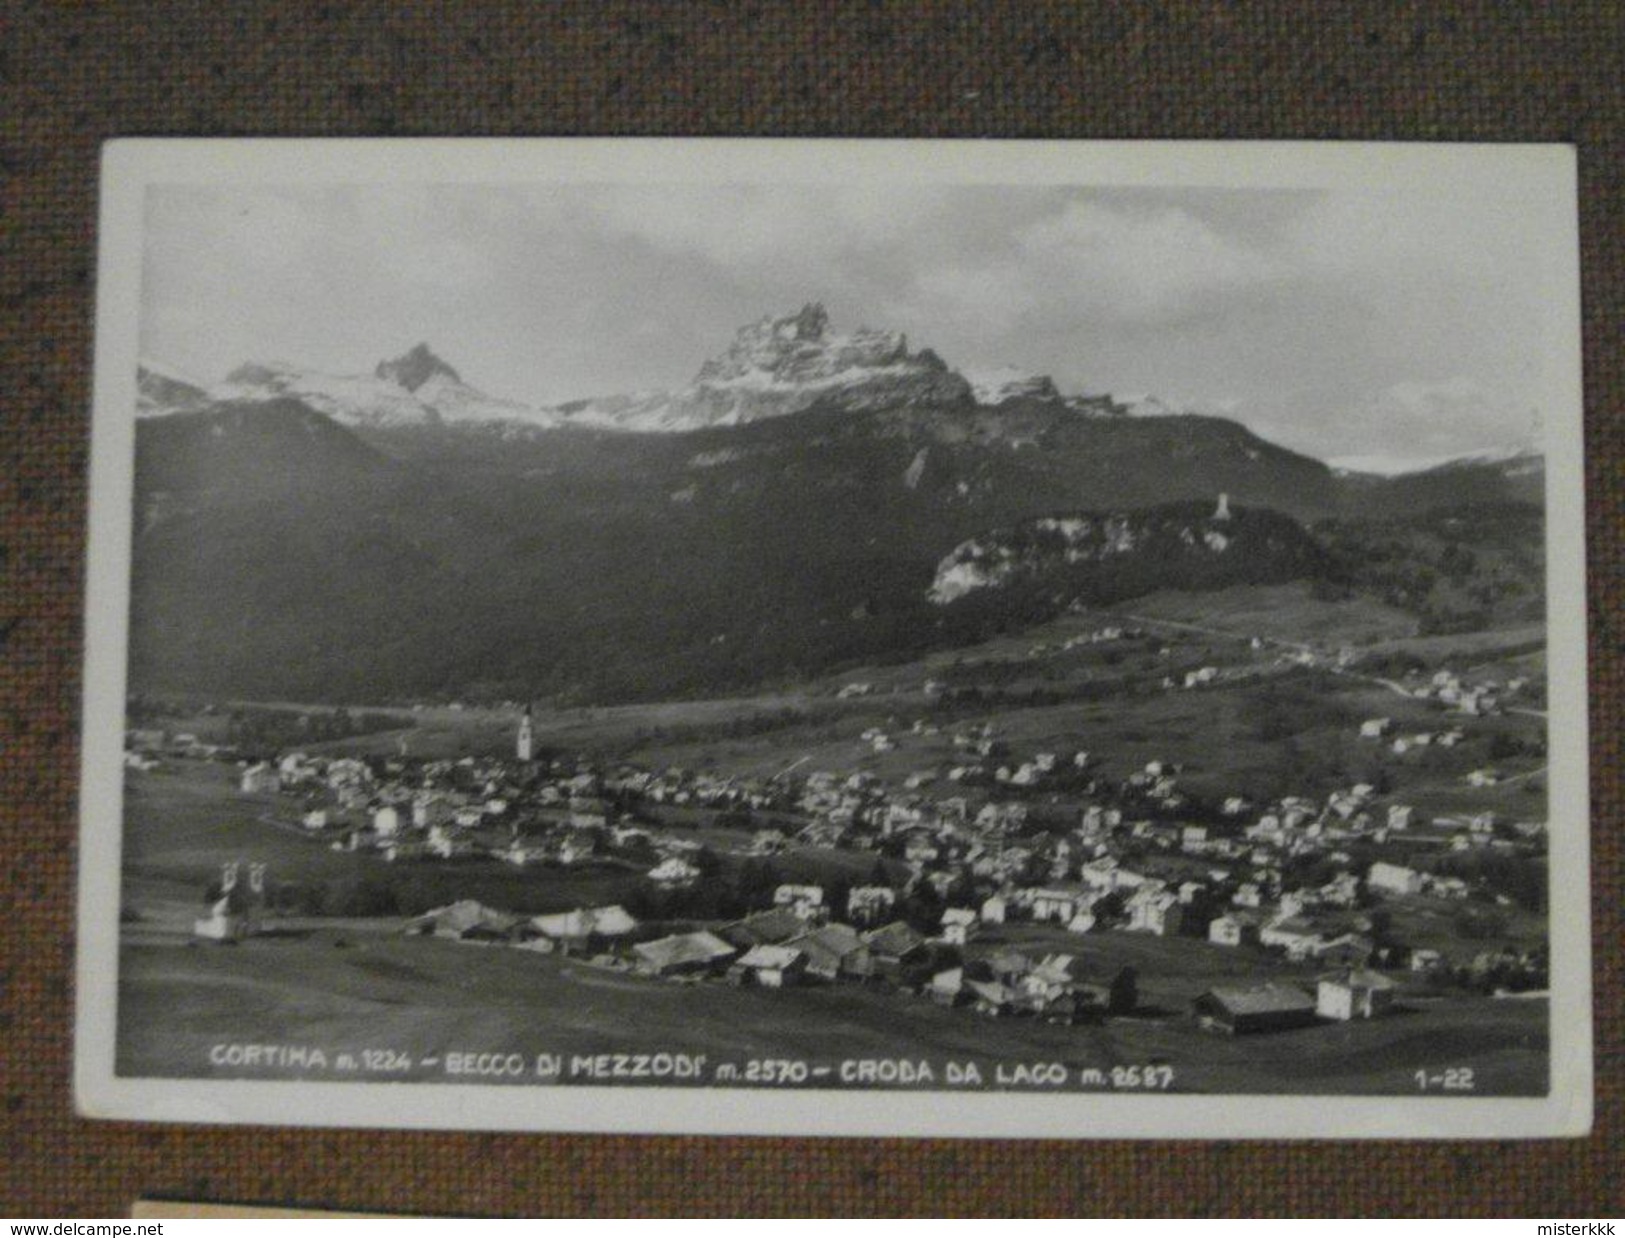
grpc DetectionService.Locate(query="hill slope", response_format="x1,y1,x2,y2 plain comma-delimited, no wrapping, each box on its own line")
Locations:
126,307,1543,705
129,393,1363,703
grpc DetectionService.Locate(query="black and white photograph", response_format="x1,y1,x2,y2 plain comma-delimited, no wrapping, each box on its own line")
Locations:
75,139,1591,1138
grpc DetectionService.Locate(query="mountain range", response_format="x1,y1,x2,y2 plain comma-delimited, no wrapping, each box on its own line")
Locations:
136,303,1224,435
128,306,1545,704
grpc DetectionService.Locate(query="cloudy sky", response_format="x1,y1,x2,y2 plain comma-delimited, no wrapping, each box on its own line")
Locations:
141,180,1557,466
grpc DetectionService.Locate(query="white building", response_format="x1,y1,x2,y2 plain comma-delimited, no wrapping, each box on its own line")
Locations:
1367,861,1423,897
774,884,826,920
240,763,281,795
940,907,979,945
1316,969,1396,1021
648,857,701,888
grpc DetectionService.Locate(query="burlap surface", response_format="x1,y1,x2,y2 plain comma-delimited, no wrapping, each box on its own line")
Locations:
0,0,1619,1217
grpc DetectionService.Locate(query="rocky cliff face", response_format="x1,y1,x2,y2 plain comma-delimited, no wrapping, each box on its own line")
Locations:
375,342,462,392
964,366,1065,407
928,500,1326,608
557,302,975,431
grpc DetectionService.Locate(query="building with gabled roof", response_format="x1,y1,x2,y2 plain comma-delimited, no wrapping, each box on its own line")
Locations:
847,885,897,926
1193,983,1318,1035
720,907,808,950
529,904,637,945
864,919,927,961
927,966,967,1007
631,930,736,977
1208,909,1263,947
939,906,979,945
1316,968,1397,1020
965,978,1016,1017
1367,860,1424,897
773,883,826,918
647,856,701,888
1124,886,1183,936
729,943,807,988
1259,916,1325,961
403,899,522,942
788,922,871,982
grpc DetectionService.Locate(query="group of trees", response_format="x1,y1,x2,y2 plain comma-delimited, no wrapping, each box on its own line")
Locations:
225,706,407,756
1313,505,1544,633
225,874,405,918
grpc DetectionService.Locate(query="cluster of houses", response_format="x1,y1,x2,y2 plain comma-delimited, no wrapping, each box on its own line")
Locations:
149,701,1542,969
1026,624,1140,660
141,658,1547,1038
399,883,1138,1025
390,877,1411,1035
1406,669,1529,717
125,727,229,770
1358,715,1470,754
1192,969,1395,1035
224,747,784,884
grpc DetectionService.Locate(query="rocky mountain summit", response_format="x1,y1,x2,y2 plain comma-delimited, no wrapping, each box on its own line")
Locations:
132,307,1541,487
555,302,976,431
963,366,1065,407
133,302,1213,439
374,342,462,392
139,346,557,430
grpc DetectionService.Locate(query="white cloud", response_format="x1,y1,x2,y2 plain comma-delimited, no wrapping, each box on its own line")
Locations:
1019,202,1284,322
1355,378,1538,453
1246,377,1538,464
138,181,1564,464
586,184,960,273
909,199,1288,343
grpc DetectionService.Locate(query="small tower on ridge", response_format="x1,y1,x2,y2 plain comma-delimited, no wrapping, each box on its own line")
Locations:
1214,492,1232,521
517,702,534,762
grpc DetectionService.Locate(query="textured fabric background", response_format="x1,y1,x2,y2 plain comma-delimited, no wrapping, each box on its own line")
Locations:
0,0,1619,1218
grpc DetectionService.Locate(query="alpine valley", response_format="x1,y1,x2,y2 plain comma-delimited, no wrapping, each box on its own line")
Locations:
131,305,1544,705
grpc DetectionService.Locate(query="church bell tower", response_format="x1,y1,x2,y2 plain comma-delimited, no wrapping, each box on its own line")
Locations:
517,703,534,762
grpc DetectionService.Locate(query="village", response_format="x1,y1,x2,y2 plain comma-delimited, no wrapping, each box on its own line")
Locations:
125,622,1549,1063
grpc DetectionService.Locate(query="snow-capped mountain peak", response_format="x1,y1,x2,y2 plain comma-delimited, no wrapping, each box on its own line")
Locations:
135,310,1253,443
136,359,209,417
191,350,561,430
214,359,435,427
963,366,1063,406
1329,440,1544,478
554,303,974,432
696,301,916,385
1119,394,1185,418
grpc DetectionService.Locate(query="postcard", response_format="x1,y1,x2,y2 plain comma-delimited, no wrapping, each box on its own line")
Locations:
76,139,1591,1137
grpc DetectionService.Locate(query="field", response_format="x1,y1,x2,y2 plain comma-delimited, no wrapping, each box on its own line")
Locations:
116,929,1548,1096
142,581,1547,820
1123,583,1420,648
116,581,1550,1096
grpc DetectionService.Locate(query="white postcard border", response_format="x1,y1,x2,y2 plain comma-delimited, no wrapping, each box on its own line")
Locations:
76,138,1592,1139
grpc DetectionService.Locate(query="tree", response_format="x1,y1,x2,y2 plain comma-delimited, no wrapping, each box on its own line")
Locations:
901,881,944,933
694,846,723,877
734,858,782,911
1109,965,1139,1015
